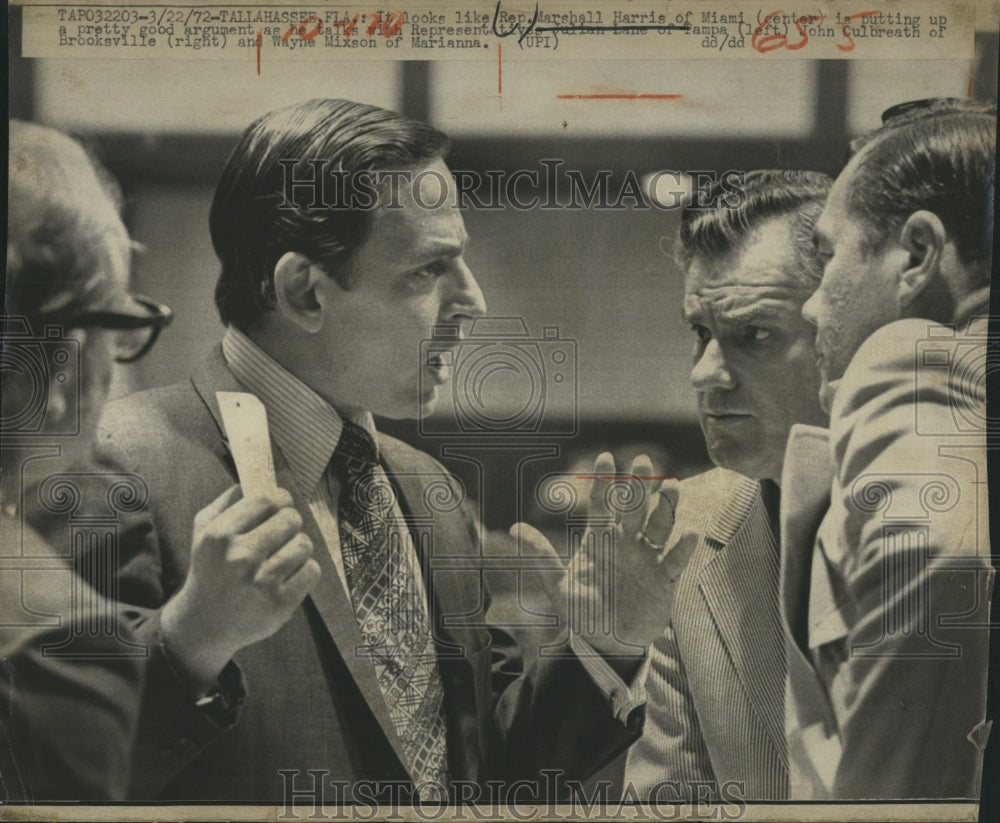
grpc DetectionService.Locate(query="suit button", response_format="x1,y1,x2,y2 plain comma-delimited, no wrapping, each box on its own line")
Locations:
175,736,198,756
160,746,176,762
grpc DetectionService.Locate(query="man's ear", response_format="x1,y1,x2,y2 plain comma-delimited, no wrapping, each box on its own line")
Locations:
273,251,326,333
897,210,947,308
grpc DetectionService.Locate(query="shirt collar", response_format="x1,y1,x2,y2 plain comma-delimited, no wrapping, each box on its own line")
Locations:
221,325,377,493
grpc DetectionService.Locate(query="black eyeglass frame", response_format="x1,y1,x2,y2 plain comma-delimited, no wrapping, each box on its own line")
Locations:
34,295,174,363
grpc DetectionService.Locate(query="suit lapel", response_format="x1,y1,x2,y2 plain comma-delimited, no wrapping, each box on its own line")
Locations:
189,347,244,471
378,439,483,661
779,424,839,797
779,425,833,653
190,349,415,775
696,477,788,761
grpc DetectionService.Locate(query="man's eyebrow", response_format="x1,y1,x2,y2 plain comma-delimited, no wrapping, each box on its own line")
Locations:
411,237,468,260
715,300,803,325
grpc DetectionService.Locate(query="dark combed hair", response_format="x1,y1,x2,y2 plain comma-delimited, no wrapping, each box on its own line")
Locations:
676,169,833,288
846,98,996,273
210,99,449,330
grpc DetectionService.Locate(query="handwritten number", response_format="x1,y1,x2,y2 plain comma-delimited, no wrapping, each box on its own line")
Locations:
751,10,788,53
789,13,825,50
754,8,877,54
838,10,880,52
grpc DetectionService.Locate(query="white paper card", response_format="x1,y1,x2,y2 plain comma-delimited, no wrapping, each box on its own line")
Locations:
216,391,277,496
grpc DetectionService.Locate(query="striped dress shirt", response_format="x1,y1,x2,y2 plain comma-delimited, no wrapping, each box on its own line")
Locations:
221,326,431,613
221,325,644,728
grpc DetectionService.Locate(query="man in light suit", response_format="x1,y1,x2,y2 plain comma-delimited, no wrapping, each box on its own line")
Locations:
43,99,645,802
782,99,995,798
2,122,172,800
616,171,831,800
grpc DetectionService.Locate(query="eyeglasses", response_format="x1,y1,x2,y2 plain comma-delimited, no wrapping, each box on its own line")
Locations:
36,295,174,363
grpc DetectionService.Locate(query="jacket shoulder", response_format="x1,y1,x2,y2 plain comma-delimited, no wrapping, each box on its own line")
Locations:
377,432,449,476
97,380,214,467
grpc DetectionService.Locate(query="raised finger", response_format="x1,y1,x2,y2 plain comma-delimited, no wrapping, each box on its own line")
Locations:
643,478,680,554
620,454,657,538
586,452,618,525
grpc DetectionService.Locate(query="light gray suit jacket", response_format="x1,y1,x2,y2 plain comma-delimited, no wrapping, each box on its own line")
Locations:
625,468,789,801
780,312,994,799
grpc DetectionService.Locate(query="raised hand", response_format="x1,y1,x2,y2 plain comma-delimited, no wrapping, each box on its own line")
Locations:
514,452,690,662
161,485,320,694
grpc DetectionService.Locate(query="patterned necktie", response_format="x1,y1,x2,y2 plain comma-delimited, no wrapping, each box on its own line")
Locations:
329,419,450,795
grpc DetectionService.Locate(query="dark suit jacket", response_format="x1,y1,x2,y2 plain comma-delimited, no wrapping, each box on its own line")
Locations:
43,346,639,802
0,513,144,801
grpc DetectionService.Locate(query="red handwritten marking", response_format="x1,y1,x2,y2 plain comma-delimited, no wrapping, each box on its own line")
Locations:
282,14,323,42
332,13,360,39
254,10,403,75
368,11,405,37
752,9,877,54
751,9,788,53
576,475,676,481
838,9,880,52
556,94,683,100
331,11,404,40
498,42,502,96
788,13,827,50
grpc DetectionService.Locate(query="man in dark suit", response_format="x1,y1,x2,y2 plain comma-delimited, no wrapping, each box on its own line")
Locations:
783,99,995,798
2,121,172,800
70,99,644,802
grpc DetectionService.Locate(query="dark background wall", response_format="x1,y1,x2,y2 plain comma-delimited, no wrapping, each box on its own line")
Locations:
8,10,998,534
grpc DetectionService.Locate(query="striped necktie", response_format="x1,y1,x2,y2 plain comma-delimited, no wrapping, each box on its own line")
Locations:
329,419,450,795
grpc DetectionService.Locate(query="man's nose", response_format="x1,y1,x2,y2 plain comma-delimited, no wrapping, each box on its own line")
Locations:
690,339,735,390
443,260,487,322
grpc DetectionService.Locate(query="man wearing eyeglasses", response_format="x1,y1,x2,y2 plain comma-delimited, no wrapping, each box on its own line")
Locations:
3,122,312,804
1,121,171,800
